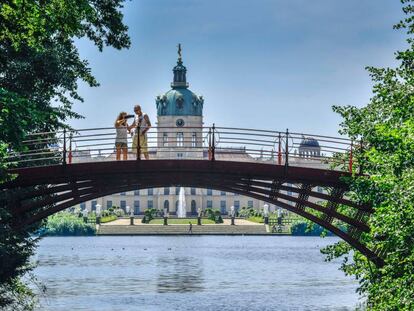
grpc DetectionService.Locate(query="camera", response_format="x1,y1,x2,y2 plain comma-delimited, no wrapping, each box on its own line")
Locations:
125,114,135,119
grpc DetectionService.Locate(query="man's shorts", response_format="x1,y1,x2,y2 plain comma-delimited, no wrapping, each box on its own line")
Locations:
132,134,148,154
115,142,127,148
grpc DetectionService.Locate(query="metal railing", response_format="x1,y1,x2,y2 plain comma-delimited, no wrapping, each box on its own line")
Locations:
5,125,357,172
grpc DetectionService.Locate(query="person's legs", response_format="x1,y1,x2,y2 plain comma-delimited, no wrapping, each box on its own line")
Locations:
116,145,121,160
140,134,149,159
122,146,127,160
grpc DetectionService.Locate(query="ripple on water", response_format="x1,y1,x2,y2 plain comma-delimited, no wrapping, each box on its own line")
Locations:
32,236,361,311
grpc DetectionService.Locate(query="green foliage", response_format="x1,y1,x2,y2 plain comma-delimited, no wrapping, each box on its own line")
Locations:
100,215,117,223
45,212,95,236
291,220,332,236
141,208,158,224
239,207,256,217
0,1,130,309
323,2,414,309
204,208,223,223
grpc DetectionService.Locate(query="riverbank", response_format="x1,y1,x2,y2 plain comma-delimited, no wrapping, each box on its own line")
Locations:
97,218,271,235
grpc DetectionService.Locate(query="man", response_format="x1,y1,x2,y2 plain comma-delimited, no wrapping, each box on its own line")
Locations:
188,221,193,234
129,104,151,159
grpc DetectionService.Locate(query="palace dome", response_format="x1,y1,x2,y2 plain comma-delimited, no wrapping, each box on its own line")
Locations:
156,88,203,116
156,46,203,117
299,137,320,148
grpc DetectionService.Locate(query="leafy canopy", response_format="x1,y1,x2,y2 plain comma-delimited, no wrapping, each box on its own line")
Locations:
323,1,414,309
0,1,130,309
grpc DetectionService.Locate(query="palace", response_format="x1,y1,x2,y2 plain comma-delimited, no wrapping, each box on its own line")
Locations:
76,46,326,215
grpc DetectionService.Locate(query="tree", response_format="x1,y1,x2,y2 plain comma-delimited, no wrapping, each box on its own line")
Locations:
0,1,130,309
322,1,414,309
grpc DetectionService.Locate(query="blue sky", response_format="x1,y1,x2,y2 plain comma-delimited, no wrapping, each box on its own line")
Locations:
72,0,406,137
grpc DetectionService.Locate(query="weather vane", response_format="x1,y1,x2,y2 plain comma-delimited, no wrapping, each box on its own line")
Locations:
177,43,182,60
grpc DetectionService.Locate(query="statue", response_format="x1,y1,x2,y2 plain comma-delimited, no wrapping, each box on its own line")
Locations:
230,205,235,218
177,43,182,60
263,204,269,217
263,204,269,225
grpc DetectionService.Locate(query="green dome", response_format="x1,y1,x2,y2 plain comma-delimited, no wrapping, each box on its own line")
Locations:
156,88,203,116
156,47,203,117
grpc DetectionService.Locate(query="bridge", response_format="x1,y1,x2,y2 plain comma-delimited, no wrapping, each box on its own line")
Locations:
1,125,383,267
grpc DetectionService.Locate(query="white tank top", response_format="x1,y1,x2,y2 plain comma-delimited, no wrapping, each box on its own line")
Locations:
135,113,148,135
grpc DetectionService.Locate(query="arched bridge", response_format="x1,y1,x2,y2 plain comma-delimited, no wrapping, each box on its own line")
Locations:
1,126,382,267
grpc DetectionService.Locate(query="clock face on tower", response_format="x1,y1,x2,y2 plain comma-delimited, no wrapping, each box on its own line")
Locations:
176,119,185,127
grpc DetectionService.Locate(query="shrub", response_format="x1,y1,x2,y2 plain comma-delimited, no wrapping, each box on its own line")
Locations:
290,221,333,236
45,212,95,236
141,208,157,223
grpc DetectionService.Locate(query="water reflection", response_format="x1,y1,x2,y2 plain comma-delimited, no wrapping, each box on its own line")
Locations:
156,256,204,293
32,236,360,311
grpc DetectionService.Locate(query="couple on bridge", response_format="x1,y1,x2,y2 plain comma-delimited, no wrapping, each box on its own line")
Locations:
114,104,151,161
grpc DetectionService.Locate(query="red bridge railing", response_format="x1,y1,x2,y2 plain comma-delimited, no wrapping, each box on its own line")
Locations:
5,125,357,172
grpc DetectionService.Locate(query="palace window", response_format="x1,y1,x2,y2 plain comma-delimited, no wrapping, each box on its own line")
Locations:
120,200,126,210
91,200,97,211
248,200,253,208
148,188,154,196
220,200,226,213
191,133,197,147
148,200,153,209
234,200,240,211
221,191,226,196
106,200,112,209
207,189,212,196
164,187,170,195
134,200,140,214
134,190,140,196
175,187,180,195
177,132,184,147
163,133,168,147
191,188,196,195
207,200,213,208
80,202,86,210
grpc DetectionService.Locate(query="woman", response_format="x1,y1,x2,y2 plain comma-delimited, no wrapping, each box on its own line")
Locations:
114,112,129,160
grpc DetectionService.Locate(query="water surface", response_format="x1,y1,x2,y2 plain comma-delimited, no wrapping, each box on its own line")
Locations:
32,236,361,310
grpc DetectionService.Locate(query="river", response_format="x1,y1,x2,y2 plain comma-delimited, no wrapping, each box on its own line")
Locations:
32,236,361,310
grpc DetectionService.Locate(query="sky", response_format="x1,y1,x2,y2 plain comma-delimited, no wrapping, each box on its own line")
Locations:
71,0,407,138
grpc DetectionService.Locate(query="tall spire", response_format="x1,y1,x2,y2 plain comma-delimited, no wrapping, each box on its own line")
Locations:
171,43,189,89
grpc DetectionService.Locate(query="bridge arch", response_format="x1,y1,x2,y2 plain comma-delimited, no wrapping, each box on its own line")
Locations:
1,159,382,267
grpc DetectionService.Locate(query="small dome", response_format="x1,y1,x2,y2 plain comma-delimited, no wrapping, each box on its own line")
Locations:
299,137,320,148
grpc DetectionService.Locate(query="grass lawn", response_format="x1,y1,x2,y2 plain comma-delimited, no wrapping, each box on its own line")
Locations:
149,218,215,225
247,216,264,223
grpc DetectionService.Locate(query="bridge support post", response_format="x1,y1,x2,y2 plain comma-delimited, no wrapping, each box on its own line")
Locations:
136,125,141,160
63,128,67,166
278,132,282,165
163,217,168,225
130,216,134,225
68,131,73,164
211,124,216,161
284,129,289,173
231,216,235,225
349,140,353,173
197,216,201,225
